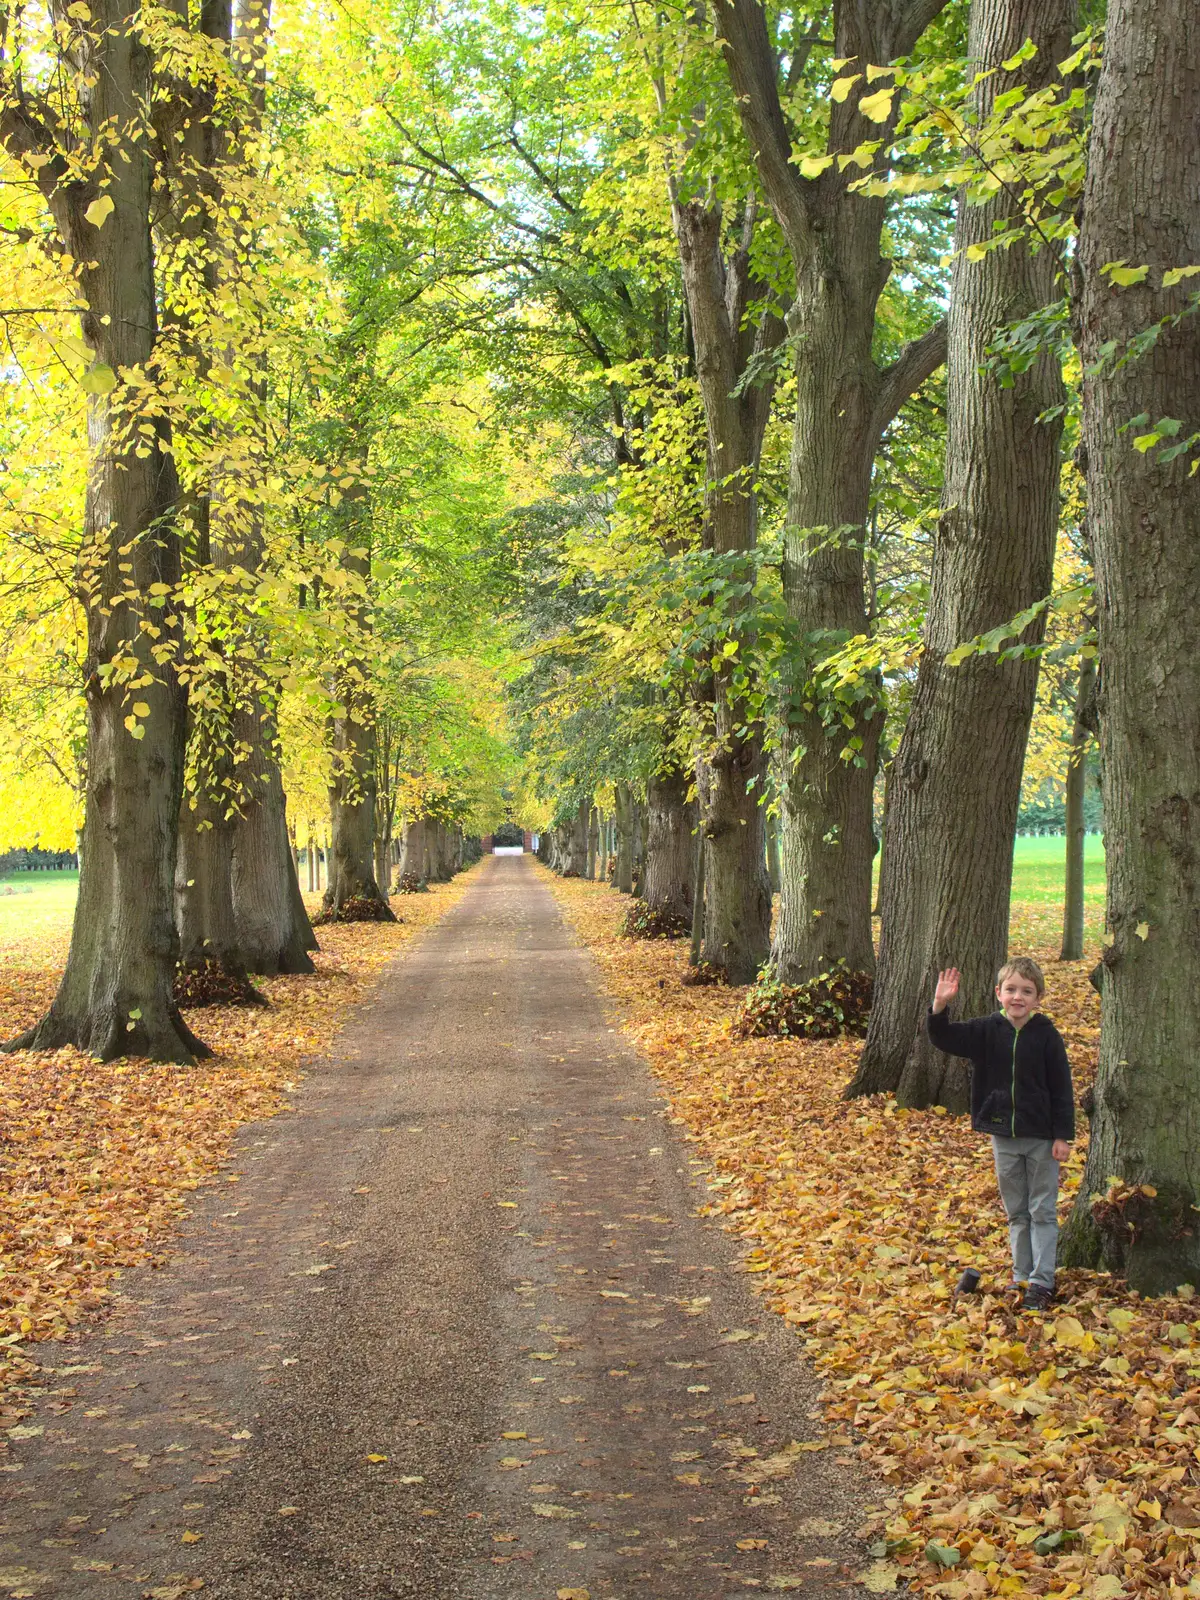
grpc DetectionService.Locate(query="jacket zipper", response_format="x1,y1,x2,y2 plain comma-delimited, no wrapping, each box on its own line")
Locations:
1010,1025,1018,1136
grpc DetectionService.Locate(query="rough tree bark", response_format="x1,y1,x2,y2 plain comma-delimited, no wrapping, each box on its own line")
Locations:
0,0,205,1061
1059,653,1096,962
155,0,257,1005
397,818,424,885
850,0,1073,1108
614,783,634,892
321,532,394,921
642,767,696,927
672,197,782,981
586,806,599,881
631,797,646,897
1059,0,1200,1292
222,0,317,973
560,801,590,878
231,699,318,969
714,0,949,982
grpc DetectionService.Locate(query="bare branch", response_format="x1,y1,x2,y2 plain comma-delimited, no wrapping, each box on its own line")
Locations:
869,316,948,447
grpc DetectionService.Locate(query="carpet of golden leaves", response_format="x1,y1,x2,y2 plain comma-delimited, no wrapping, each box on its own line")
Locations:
0,873,475,1407
547,871,1200,1600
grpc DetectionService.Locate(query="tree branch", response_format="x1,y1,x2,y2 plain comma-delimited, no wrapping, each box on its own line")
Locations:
869,316,947,447
710,0,812,250
891,0,955,59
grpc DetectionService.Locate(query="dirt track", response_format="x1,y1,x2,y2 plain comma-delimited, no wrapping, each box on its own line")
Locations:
0,856,875,1598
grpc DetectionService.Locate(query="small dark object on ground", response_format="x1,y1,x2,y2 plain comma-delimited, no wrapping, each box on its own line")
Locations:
955,1268,981,1296
313,895,401,925
393,873,429,894
621,901,690,940
733,965,873,1039
174,959,266,1008
681,961,727,988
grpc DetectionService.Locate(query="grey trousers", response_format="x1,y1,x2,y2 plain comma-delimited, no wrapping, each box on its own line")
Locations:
991,1135,1060,1288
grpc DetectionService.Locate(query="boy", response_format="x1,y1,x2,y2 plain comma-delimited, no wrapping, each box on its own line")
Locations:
928,957,1074,1311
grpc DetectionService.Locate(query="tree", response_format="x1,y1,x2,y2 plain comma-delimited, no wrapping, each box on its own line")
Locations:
0,0,205,1061
1059,651,1096,962
850,0,1074,1108
674,198,780,979
713,0,950,983
1060,0,1200,1293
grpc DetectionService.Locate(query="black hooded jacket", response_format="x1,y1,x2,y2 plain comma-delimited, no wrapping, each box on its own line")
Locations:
926,1007,1075,1142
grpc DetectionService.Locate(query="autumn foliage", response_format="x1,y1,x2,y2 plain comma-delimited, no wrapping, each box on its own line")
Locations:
547,871,1200,1600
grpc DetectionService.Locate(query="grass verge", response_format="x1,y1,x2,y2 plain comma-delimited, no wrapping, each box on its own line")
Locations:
546,870,1200,1600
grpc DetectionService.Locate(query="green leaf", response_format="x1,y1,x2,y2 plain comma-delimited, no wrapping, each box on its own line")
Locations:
1162,265,1200,287
1103,261,1150,287
924,1539,961,1568
81,363,117,395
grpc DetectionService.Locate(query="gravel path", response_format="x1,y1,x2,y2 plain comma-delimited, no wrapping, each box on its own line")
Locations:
0,857,877,1599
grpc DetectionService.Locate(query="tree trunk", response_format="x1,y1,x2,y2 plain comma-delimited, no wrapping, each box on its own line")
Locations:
631,797,646,898
586,805,598,881
1059,0,1200,1292
672,199,784,982
321,534,394,921
766,808,780,896
1,0,205,1062
560,802,589,878
398,818,427,884
175,790,262,1005
614,783,634,892
850,0,1072,1108
1059,653,1096,962
325,700,393,918
230,698,318,971
643,768,696,926
689,826,707,968
307,836,316,892
715,0,949,984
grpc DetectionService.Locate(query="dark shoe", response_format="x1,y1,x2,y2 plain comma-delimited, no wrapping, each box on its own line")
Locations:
1004,1280,1026,1294
1022,1283,1054,1312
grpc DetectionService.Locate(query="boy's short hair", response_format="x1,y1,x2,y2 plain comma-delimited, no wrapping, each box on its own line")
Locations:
997,956,1045,996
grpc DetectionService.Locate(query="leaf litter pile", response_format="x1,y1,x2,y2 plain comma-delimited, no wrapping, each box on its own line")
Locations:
0,874,475,1414
547,871,1200,1600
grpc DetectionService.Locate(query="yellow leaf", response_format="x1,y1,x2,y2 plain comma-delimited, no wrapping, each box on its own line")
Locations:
857,88,895,122
830,74,861,102
799,154,834,178
180,1530,202,1543
496,1200,518,1207
1052,1314,1086,1347
84,195,115,228
860,1567,901,1595
365,1453,388,1463
132,701,150,717
1135,921,1149,940
557,1590,591,1599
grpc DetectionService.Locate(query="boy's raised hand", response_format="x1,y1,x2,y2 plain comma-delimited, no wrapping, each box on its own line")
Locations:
932,967,960,1013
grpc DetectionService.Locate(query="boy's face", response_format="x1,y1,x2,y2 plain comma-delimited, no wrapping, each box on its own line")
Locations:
996,972,1040,1022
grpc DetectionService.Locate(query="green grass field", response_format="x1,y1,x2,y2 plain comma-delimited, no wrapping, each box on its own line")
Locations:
0,836,1107,958
0,869,80,955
